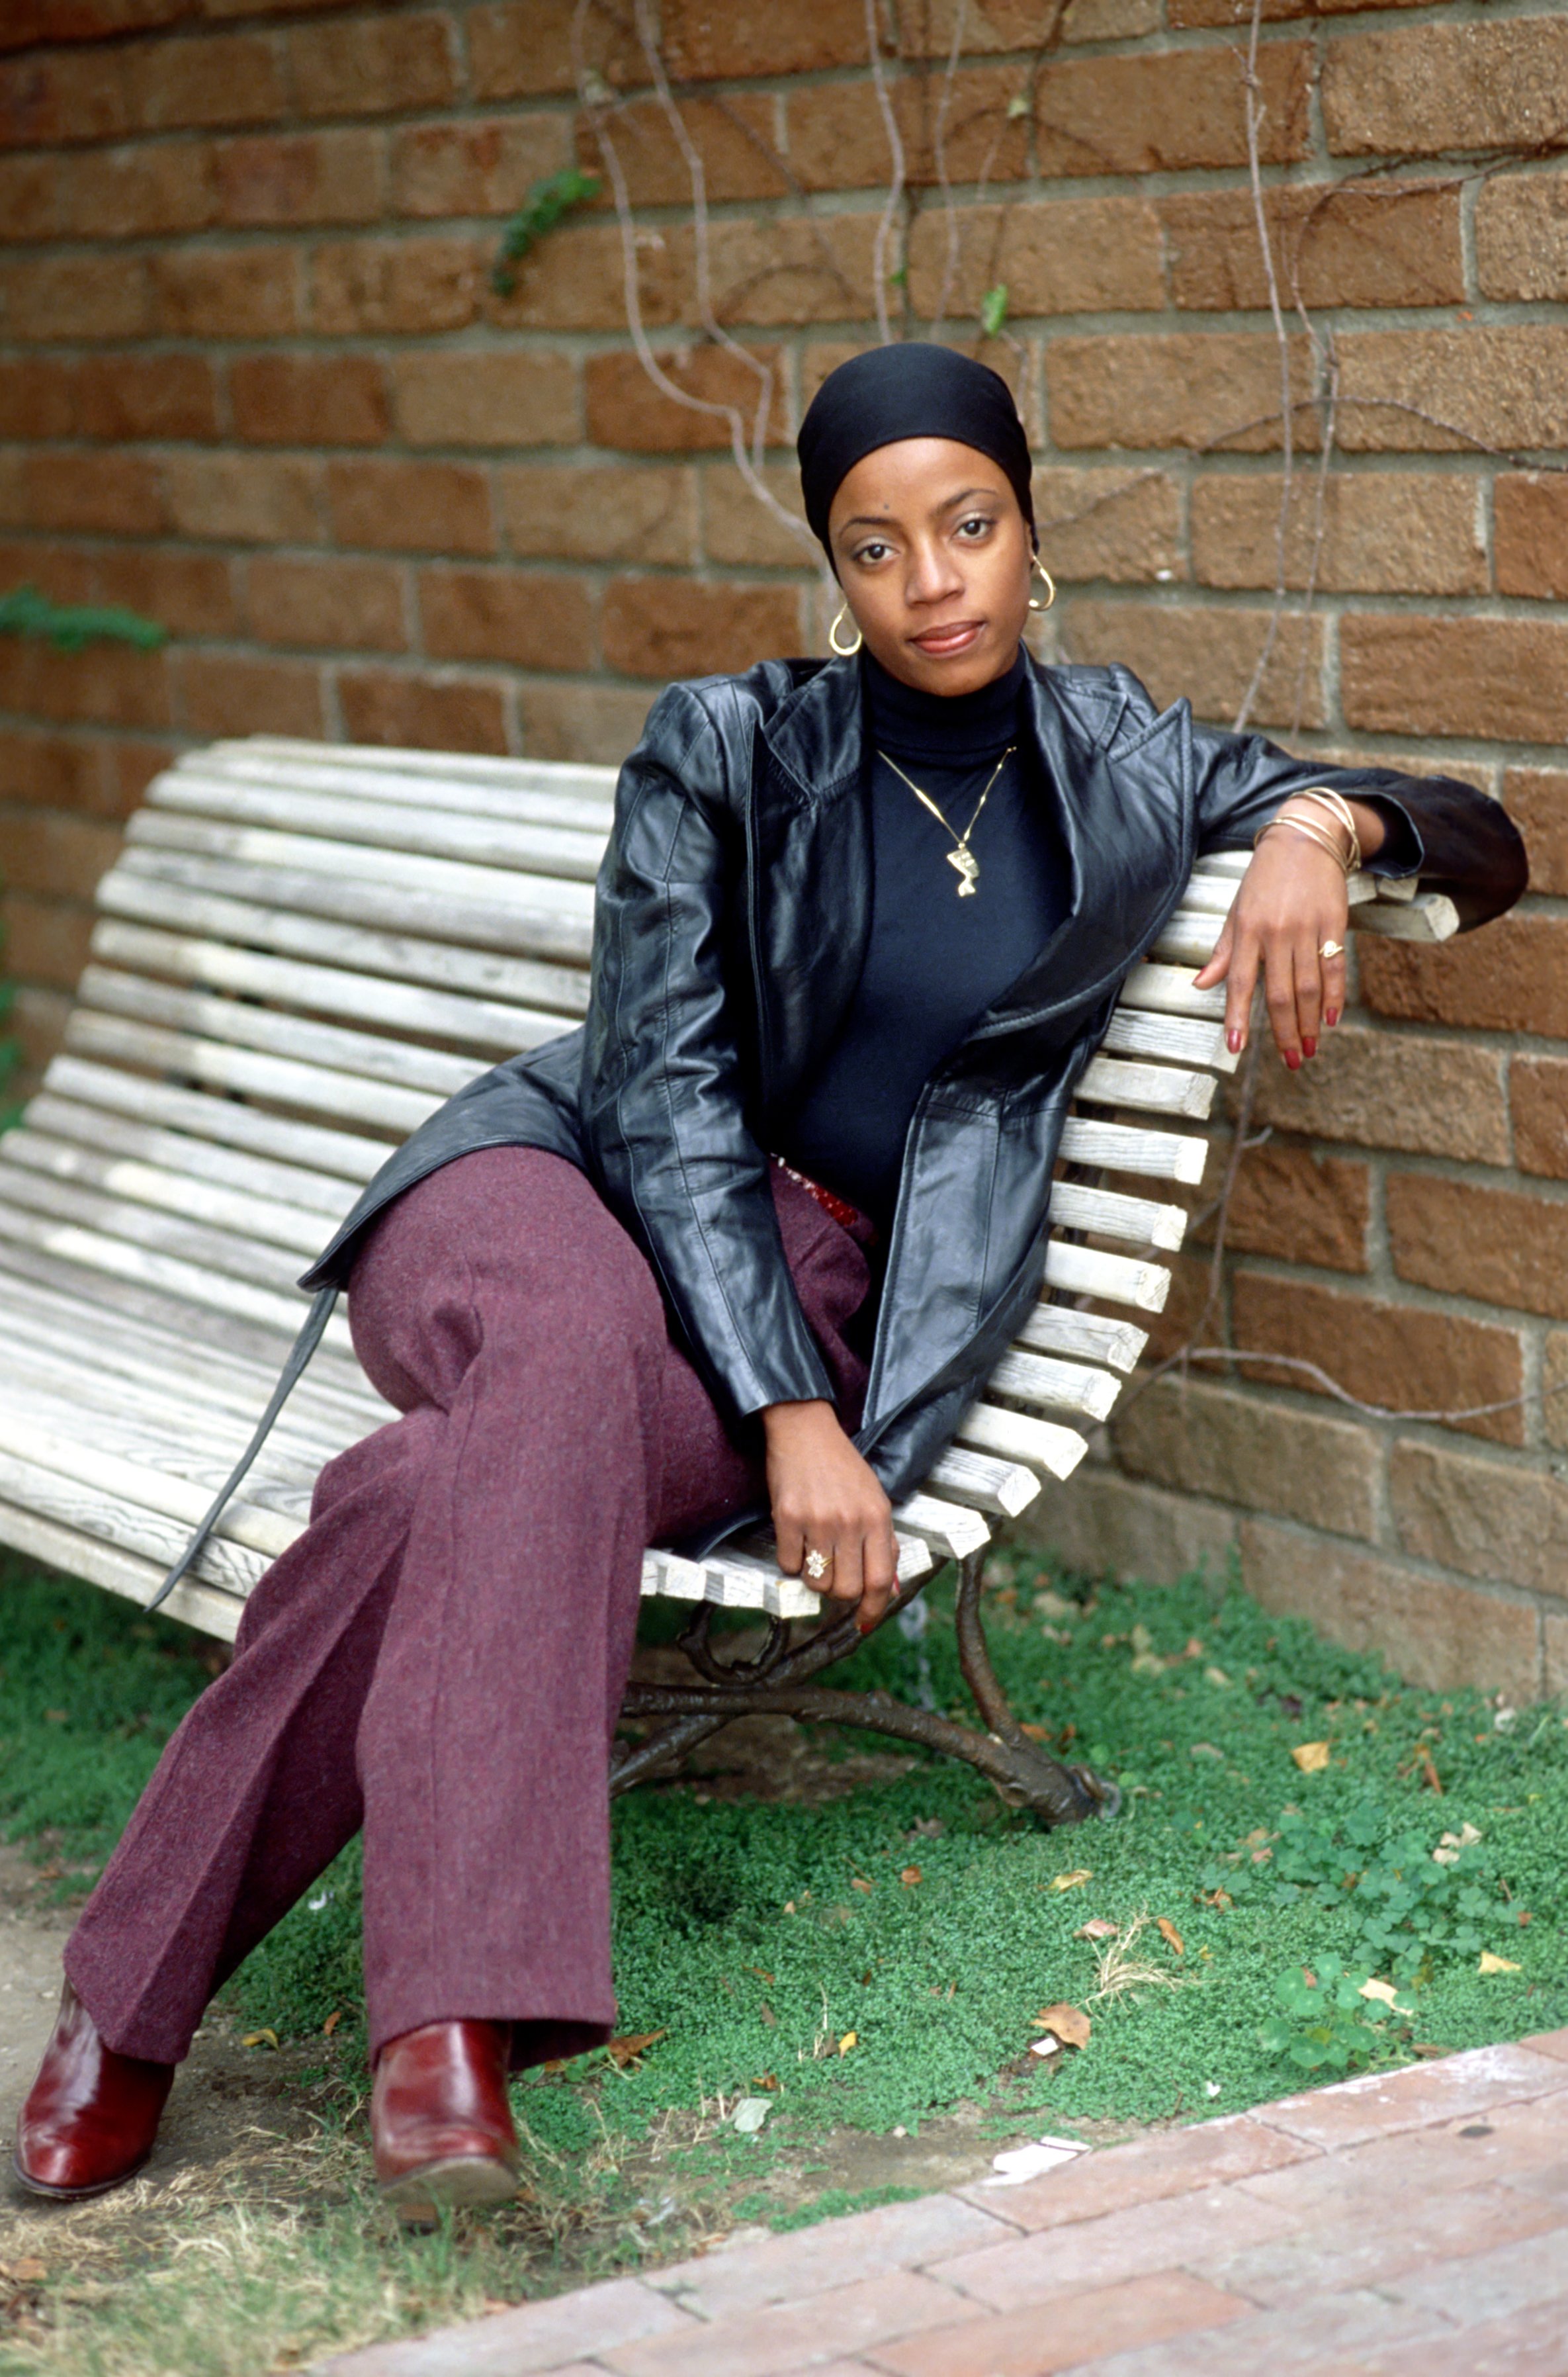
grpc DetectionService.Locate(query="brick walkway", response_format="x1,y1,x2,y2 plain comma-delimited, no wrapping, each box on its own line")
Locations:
320,2031,1568,2377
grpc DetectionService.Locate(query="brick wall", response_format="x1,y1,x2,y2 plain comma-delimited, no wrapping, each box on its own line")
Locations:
3,0,1567,1699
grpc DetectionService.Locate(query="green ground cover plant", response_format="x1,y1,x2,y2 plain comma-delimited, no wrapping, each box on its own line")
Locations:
1,1545,1561,2372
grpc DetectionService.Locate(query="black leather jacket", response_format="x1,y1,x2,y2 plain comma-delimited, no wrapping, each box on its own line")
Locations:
303,652,1526,1519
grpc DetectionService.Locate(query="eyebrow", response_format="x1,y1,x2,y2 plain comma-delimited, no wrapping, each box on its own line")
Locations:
836,487,1000,535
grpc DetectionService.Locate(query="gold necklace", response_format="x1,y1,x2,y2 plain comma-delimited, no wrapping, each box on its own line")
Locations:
877,745,1015,898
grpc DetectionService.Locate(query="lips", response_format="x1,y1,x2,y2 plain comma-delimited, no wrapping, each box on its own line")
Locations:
910,620,985,656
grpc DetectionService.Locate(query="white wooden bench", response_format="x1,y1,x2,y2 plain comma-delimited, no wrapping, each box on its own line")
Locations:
0,737,1448,1817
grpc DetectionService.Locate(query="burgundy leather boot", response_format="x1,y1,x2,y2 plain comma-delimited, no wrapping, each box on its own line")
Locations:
370,2019,519,2224
13,1981,175,2201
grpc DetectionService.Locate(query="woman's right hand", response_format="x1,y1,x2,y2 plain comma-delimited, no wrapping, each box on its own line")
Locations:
762,1399,898,1633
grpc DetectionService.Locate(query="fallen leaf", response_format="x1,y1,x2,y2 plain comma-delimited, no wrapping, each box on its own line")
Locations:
1358,1978,1411,2011
1075,1917,1119,1940
760,2004,777,2027
1518,1910,1534,1926
8,2260,46,2284
1182,1637,1205,1660
1130,1652,1166,1677
1478,1951,1522,1975
1036,1590,1075,1619
1291,1741,1332,1774
1418,1746,1444,1794
1156,1918,1186,1957
605,2028,668,2067
730,2096,771,2135
1199,1888,1233,1911
752,2072,779,2089
900,1865,922,1887
241,2029,279,2051
850,1877,874,1895
748,1965,776,1984
1031,2002,1092,2049
1204,1666,1232,1688
1433,1822,1483,1865
1131,1623,1154,1656
1020,1721,1055,1738
838,2031,857,2055
322,2010,341,2038
1050,1869,1094,1892
1190,1742,1223,1760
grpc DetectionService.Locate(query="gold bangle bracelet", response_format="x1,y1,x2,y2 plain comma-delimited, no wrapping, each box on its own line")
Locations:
1255,816,1354,877
1288,787,1363,873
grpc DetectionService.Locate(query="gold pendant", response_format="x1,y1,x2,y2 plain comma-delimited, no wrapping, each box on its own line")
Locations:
947,846,980,897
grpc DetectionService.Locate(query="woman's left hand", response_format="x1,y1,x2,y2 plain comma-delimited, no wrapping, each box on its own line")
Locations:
1195,797,1383,1067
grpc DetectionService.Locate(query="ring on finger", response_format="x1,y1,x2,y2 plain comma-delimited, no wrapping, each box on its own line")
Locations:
804,1547,833,1582
1317,938,1345,961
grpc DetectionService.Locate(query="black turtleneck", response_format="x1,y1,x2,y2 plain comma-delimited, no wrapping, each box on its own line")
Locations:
777,645,1067,1234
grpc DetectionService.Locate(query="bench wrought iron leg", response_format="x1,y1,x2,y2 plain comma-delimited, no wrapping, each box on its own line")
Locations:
614,1553,1119,1827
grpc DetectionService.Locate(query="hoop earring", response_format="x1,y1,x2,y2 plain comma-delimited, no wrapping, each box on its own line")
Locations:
829,602,863,657
1027,557,1057,613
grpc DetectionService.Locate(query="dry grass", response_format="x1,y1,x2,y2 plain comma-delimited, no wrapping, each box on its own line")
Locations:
1087,1911,1200,2007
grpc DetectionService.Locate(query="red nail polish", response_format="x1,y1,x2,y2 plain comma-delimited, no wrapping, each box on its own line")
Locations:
1302,1036,1317,1059
1325,1008,1340,1029
1284,1050,1301,1071
1226,1027,1242,1055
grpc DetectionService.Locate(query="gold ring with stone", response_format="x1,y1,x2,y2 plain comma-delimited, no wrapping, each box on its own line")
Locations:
804,1548,832,1582
1317,939,1345,961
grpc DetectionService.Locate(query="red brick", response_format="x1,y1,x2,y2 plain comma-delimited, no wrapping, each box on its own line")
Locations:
126,32,284,132
11,985,71,1085
701,461,826,570
0,729,112,817
76,353,219,442
104,735,173,815
1241,1518,1540,1705
0,537,92,601
1164,182,1462,312
602,577,803,680
337,668,507,754
586,347,789,455
786,68,1029,195
1037,42,1310,175
163,450,324,544
1062,598,1325,731
326,457,494,556
65,138,216,239
22,449,163,537
662,0,869,77
499,464,695,565
286,11,457,120
488,218,687,334
1324,21,1568,157
390,115,568,218
1477,172,1568,304
695,216,879,331
468,1,637,100
392,351,578,450
1388,1173,1568,1323
520,680,655,767
152,244,300,337
0,360,77,440
573,92,785,207
1514,1057,1568,1181
1361,914,1568,1042
0,808,123,900
0,253,151,341
870,2271,1244,2377
0,633,171,731
1336,326,1568,454
176,650,324,740
1211,1140,1371,1273
1496,476,1568,601
1192,471,1482,597
907,197,1164,321
245,554,406,652
1113,1376,1379,1539
419,566,595,671
1504,770,1568,895
93,547,237,639
230,353,389,447
1341,615,1568,744
0,46,130,147
1046,331,1311,453
310,236,482,336
1232,1272,1524,1444
1547,1333,1568,1457
1391,1437,1568,1599
1,891,93,993
0,151,69,239
212,128,382,226
1250,1025,1510,1164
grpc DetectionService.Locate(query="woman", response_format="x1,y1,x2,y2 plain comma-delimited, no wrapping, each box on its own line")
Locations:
14,345,1525,2220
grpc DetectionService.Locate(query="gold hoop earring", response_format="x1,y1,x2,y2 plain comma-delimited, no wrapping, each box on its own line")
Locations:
829,602,863,657
1027,557,1057,613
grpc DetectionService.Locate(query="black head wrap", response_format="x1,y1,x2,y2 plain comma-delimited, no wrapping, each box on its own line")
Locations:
797,343,1035,564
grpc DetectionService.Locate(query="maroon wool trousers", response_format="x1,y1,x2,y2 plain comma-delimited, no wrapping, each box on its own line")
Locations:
64,1148,871,2069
